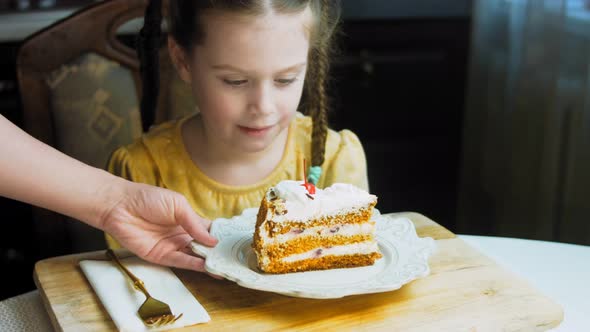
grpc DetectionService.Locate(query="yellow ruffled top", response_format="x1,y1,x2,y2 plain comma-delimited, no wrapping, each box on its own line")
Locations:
106,113,369,248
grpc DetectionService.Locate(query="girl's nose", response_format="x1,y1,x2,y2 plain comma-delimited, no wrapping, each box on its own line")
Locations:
248,82,275,116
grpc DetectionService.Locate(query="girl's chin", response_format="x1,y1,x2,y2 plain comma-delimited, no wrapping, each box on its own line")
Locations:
232,128,283,153
234,139,274,153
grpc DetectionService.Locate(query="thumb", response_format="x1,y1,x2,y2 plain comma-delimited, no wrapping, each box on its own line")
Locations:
174,196,218,247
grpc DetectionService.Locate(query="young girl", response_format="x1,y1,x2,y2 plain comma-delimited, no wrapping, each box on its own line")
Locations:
106,0,369,249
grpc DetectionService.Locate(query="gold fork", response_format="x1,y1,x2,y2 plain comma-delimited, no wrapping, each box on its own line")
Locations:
106,249,183,327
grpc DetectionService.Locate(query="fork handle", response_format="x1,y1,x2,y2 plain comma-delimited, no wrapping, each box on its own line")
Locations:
106,249,151,297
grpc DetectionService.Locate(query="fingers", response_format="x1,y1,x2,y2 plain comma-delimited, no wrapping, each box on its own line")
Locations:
207,272,224,280
169,244,224,279
158,250,207,272
155,251,224,279
174,196,218,247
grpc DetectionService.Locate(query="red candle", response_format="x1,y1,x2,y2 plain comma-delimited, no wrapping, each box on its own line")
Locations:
301,159,316,195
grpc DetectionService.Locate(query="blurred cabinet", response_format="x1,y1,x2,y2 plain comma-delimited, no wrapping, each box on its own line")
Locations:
330,18,470,230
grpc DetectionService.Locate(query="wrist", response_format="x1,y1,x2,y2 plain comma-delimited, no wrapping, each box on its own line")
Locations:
89,171,130,231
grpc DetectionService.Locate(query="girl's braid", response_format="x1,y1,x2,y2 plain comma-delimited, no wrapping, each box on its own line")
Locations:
307,0,333,184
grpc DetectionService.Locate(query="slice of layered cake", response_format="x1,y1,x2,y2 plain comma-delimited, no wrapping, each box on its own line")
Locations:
253,180,381,274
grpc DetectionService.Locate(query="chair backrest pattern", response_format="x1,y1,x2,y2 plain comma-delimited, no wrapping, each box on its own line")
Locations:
46,52,142,169
16,0,195,255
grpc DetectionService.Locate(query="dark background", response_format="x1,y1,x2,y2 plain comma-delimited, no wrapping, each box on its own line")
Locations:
0,0,472,300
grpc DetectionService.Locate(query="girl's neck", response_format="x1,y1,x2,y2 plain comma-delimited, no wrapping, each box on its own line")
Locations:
182,114,289,186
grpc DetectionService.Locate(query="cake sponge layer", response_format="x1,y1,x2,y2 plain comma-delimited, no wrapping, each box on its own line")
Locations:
259,253,382,274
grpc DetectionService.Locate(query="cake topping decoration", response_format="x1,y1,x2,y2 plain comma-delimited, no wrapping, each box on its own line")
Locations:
301,159,316,195
268,188,278,200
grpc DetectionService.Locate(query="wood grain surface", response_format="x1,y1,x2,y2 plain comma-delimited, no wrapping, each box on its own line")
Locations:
34,212,563,331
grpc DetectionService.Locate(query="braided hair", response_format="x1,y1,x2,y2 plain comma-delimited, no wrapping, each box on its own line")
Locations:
138,0,340,184
305,0,340,183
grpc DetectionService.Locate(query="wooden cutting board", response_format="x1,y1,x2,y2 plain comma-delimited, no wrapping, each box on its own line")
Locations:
34,212,563,331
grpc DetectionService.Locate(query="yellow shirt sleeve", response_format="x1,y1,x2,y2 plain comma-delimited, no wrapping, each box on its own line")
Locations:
106,145,160,186
320,129,370,191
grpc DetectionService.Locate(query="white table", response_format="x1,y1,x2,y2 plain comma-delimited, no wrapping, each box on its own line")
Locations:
459,235,590,332
1,235,588,331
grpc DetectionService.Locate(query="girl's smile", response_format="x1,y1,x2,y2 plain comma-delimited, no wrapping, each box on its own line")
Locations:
237,124,276,138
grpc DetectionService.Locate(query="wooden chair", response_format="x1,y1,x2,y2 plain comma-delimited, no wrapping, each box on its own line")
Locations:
16,0,195,258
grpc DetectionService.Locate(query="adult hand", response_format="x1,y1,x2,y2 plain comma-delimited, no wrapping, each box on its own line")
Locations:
0,115,219,274
99,181,218,272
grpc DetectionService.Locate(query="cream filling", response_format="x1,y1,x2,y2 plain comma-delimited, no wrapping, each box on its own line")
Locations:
260,222,375,245
281,241,379,263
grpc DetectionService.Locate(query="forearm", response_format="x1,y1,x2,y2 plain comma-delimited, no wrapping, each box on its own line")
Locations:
0,115,125,229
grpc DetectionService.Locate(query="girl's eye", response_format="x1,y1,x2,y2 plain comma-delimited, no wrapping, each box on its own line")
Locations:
223,79,248,86
275,78,297,86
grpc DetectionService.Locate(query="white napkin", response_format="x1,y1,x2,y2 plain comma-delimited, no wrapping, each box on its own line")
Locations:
79,257,210,331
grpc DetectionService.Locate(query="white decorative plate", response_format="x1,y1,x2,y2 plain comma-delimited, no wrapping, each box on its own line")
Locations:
191,208,435,299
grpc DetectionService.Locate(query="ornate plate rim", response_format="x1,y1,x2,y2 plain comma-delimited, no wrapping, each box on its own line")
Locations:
191,208,435,299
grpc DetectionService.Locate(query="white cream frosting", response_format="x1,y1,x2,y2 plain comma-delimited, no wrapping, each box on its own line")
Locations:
281,241,379,263
267,180,377,223
259,223,375,245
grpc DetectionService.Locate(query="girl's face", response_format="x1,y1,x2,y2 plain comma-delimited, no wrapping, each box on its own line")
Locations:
171,7,312,153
